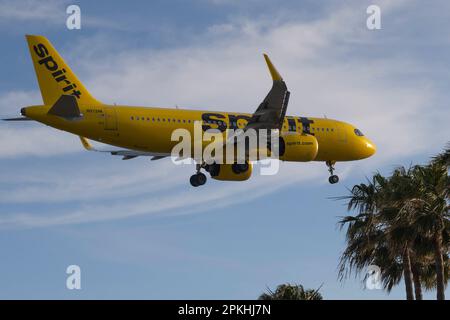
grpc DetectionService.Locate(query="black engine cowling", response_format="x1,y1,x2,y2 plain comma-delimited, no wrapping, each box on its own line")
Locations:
206,163,252,181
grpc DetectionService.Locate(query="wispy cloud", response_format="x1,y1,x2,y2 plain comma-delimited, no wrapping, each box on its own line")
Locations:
0,90,80,157
1,0,448,228
0,160,328,228
0,0,129,30
0,0,65,23
0,90,41,115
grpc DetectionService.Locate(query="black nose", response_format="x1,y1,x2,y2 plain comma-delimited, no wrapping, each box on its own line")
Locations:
20,107,26,116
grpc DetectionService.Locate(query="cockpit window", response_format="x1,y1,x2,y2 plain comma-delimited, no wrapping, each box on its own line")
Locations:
354,128,364,136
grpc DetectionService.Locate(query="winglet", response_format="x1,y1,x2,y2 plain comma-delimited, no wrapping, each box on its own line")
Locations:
263,54,283,81
79,136,94,151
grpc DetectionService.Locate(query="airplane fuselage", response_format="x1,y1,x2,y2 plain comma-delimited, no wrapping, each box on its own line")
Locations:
23,104,376,162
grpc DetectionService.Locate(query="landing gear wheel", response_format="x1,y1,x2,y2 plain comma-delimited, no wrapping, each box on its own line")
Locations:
232,162,249,174
190,173,207,187
190,175,199,187
196,172,207,186
329,175,339,184
326,160,339,184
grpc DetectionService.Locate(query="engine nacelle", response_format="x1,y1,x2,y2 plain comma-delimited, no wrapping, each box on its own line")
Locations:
206,163,253,181
278,133,318,162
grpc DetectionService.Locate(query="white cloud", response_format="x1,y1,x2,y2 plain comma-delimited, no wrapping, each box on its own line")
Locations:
0,90,41,115
0,90,81,157
0,159,328,228
0,0,127,30
0,125,80,157
0,0,63,22
1,0,449,228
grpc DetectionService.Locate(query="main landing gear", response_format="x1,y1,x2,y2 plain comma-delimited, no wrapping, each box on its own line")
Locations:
326,160,339,184
190,163,207,187
231,162,249,174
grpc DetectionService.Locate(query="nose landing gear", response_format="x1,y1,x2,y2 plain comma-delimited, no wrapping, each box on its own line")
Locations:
329,175,339,184
326,160,339,184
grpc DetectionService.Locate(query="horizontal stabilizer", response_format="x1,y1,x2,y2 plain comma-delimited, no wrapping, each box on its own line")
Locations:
2,117,33,121
150,156,167,161
121,155,138,160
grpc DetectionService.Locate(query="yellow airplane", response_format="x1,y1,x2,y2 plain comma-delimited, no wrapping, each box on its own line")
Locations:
4,35,376,187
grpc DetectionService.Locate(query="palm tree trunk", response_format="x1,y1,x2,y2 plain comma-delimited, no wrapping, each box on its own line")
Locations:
403,246,414,300
434,234,445,300
411,262,423,300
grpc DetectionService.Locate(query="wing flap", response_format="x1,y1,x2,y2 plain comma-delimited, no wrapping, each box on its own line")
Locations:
79,136,170,160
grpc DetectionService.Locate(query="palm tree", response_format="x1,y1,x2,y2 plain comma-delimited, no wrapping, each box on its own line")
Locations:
387,163,450,300
258,283,323,300
421,253,450,292
338,149,449,300
382,166,425,300
408,234,433,300
337,173,416,299
432,142,450,166
409,163,449,300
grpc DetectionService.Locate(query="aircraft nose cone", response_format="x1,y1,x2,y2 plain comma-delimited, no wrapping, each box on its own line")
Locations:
20,107,27,116
364,140,376,158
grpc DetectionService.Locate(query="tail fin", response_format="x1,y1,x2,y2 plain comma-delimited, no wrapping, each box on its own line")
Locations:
25,35,102,106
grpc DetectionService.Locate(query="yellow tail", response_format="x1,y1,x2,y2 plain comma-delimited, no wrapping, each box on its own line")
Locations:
26,35,102,106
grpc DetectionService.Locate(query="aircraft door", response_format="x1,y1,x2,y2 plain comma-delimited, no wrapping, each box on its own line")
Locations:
337,123,347,143
104,107,118,131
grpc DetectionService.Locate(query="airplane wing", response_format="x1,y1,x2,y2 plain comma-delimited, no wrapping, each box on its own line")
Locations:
218,54,289,159
79,136,170,161
245,54,290,131
2,117,33,121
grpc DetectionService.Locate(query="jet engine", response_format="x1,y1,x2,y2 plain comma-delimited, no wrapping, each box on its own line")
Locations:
277,133,318,162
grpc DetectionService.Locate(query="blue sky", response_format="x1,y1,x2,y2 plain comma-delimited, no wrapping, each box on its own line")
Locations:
0,0,449,299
